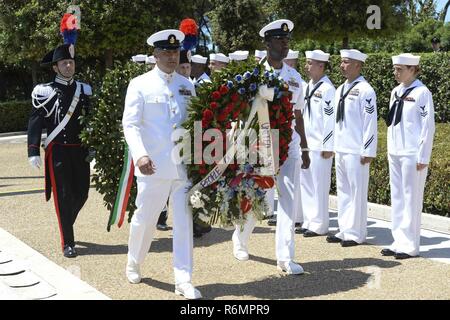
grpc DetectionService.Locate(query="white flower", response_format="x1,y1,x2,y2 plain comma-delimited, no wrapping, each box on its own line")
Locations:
190,191,205,209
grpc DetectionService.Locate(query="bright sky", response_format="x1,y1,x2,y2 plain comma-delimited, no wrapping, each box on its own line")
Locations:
436,0,450,22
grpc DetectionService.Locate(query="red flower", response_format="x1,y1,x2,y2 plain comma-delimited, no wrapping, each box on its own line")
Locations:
210,102,219,110
225,122,232,129
272,104,281,111
219,85,229,95
202,119,210,128
199,167,208,175
217,112,228,122
232,110,240,119
281,96,290,105
225,103,234,114
211,91,221,101
231,93,240,102
203,109,214,121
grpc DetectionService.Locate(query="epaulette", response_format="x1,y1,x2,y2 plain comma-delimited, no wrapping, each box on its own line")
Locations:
32,83,55,100
79,82,92,96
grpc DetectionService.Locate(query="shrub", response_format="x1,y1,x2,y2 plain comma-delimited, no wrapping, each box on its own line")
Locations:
0,100,31,133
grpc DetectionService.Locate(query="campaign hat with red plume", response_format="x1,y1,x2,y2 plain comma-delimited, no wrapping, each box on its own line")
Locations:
179,18,198,64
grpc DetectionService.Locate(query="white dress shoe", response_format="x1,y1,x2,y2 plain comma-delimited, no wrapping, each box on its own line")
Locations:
277,261,304,275
175,282,202,300
126,258,141,284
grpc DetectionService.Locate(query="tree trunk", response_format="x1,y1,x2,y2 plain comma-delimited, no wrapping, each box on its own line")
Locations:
440,0,450,22
342,36,349,49
104,49,113,70
31,61,38,88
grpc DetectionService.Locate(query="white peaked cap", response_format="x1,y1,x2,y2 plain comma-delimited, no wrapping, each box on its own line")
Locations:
229,50,249,61
132,54,147,63
340,49,368,63
191,54,208,64
392,53,421,66
210,53,230,63
146,55,156,64
285,49,299,60
146,29,184,47
255,50,267,59
259,19,294,38
305,50,330,62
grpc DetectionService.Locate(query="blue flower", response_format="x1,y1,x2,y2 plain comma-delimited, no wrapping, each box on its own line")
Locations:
249,83,257,92
238,87,246,95
256,189,265,197
235,74,243,83
244,164,254,174
253,68,260,76
274,87,280,95
244,71,252,80
227,81,234,89
264,71,270,78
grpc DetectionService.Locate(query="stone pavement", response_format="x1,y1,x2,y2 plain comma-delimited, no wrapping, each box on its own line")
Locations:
0,136,449,300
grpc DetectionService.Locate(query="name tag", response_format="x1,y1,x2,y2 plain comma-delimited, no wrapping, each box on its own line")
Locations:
179,88,192,96
349,89,360,96
404,97,415,102
314,92,323,98
288,80,299,88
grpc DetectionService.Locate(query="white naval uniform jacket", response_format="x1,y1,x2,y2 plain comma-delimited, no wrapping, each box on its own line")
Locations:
302,75,336,152
264,61,305,159
387,79,435,164
334,76,377,157
123,66,196,179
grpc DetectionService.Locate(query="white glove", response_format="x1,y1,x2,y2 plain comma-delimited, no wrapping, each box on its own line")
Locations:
28,156,42,170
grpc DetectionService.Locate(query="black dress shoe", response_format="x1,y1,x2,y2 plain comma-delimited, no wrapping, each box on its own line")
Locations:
267,217,277,226
303,230,321,238
157,210,170,231
194,219,212,234
326,235,342,243
295,222,302,228
63,245,77,258
381,249,396,256
295,227,307,234
394,252,414,260
341,240,359,247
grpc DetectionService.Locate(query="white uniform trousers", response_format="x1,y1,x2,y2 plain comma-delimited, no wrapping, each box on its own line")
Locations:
233,157,300,262
335,152,370,243
388,154,428,256
300,151,333,234
128,176,193,285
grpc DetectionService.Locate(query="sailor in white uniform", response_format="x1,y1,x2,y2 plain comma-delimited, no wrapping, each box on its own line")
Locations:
381,53,435,259
327,49,378,247
191,54,211,86
300,50,336,237
122,29,201,299
209,53,230,72
231,19,310,275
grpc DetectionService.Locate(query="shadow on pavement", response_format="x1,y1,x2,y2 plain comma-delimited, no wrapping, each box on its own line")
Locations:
75,241,128,256
138,258,400,299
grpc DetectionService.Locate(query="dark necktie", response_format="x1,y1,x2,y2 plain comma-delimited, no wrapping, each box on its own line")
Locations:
336,81,360,123
304,81,323,119
386,87,416,127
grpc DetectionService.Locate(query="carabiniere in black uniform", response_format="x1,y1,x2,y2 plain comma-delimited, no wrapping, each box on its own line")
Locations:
27,44,91,256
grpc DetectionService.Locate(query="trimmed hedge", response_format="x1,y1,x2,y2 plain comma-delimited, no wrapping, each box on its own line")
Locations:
297,52,449,123
0,100,31,133
330,121,449,217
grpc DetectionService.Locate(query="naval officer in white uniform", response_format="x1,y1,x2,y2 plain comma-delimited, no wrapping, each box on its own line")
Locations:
122,29,201,299
300,50,336,237
381,53,435,259
231,19,310,275
327,49,378,247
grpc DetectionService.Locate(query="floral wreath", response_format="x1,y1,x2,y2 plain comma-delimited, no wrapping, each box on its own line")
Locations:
181,57,294,227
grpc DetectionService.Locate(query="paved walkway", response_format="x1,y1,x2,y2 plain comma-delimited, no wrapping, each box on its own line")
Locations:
0,137,449,300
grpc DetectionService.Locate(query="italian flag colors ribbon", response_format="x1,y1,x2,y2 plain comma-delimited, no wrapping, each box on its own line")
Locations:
107,143,134,231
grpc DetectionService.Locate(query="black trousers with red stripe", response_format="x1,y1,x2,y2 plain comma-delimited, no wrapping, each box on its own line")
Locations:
47,144,90,249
